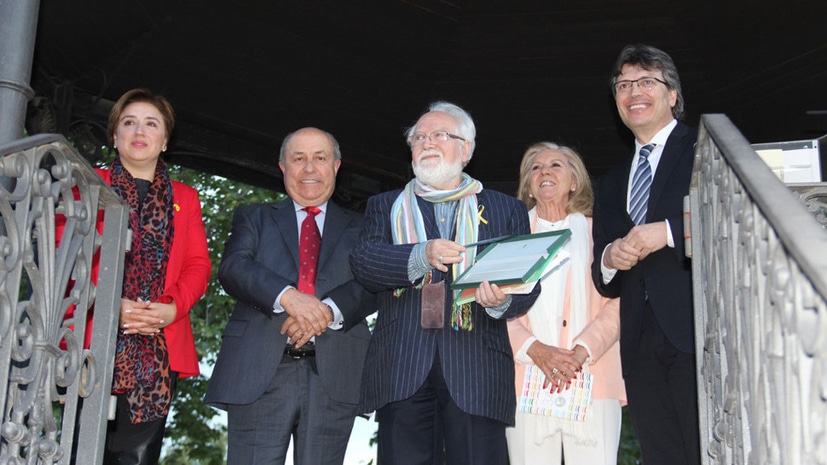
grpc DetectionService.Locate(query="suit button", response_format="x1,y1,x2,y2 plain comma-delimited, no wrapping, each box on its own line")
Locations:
562,320,567,327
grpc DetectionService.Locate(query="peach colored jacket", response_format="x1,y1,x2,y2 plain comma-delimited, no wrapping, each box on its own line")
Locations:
507,218,626,404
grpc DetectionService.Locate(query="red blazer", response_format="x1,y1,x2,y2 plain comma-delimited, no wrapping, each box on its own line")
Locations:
92,168,211,378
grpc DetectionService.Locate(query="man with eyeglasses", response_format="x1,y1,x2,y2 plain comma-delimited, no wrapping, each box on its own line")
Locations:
591,44,700,465
350,101,540,465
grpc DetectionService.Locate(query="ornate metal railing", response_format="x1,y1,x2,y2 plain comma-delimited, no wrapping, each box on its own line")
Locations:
689,114,827,465
0,134,128,465
789,183,827,228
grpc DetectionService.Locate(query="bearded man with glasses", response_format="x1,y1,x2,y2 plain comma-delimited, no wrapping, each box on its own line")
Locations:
350,101,540,465
591,44,701,465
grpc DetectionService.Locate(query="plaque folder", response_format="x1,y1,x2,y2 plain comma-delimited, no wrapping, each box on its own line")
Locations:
451,229,571,290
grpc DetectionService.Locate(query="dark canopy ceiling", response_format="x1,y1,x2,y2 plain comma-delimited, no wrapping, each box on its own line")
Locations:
30,0,827,210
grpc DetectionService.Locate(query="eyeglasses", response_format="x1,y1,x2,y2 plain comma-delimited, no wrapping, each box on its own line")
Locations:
407,130,466,147
613,76,668,94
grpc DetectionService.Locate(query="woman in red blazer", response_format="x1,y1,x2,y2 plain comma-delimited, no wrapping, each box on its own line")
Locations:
95,88,211,465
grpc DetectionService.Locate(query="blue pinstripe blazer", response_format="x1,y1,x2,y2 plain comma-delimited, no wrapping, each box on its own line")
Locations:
349,187,540,425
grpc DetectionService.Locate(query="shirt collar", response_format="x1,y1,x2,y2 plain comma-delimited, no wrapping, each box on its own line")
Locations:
635,119,678,154
292,200,328,214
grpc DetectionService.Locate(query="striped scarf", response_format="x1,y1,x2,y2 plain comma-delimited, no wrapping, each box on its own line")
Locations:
391,173,483,330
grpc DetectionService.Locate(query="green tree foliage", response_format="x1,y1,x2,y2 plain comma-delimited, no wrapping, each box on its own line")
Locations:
618,406,642,465
161,165,285,463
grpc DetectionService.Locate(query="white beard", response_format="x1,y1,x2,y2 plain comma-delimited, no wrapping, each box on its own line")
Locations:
412,150,464,188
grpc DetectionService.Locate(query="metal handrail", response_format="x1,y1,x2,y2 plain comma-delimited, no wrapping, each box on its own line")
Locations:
0,134,128,465
690,114,827,465
696,114,827,296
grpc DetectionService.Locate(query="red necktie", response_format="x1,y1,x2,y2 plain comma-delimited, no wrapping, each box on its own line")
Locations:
298,206,321,295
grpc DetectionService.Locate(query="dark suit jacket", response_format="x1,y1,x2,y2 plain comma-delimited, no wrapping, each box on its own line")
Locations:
204,200,375,408
349,188,540,426
591,122,697,374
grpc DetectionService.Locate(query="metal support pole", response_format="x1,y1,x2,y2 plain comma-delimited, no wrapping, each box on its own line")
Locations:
0,0,40,144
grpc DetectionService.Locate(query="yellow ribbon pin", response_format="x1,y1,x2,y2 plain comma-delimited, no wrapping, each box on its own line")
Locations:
477,205,488,225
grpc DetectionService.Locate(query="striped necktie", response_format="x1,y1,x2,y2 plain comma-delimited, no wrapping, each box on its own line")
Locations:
629,144,654,225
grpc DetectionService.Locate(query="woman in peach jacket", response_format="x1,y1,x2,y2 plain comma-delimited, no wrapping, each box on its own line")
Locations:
506,142,626,465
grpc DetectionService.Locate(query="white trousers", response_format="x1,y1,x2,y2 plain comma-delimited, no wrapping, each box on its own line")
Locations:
505,398,622,465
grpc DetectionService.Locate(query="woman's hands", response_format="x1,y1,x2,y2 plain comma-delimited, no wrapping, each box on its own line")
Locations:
526,341,588,393
119,298,176,336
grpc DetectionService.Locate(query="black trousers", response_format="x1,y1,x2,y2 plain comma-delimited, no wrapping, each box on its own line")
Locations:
376,355,508,465
625,303,701,465
103,373,178,465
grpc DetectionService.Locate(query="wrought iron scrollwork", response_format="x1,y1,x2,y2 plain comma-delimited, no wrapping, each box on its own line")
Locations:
0,134,128,465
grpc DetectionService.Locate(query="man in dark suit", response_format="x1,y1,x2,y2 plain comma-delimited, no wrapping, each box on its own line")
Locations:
591,44,700,465
349,102,540,465
204,127,375,465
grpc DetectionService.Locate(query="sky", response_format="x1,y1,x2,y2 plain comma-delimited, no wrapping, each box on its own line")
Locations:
344,418,377,465
288,417,377,465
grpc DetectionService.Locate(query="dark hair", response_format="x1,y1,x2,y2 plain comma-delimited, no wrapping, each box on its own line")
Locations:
610,44,684,119
106,88,175,146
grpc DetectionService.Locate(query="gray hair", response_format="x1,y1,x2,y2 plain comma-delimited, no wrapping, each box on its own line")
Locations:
279,128,342,164
405,101,477,162
610,44,685,120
